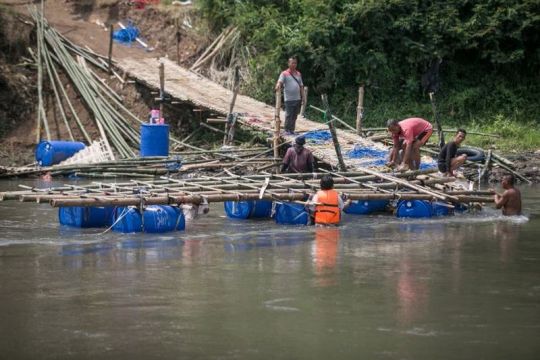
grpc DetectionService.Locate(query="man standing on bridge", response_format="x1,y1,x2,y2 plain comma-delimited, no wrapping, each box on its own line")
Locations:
387,117,433,171
275,56,304,135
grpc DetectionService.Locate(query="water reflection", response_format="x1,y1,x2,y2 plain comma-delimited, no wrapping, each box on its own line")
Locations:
312,226,340,287
494,222,520,264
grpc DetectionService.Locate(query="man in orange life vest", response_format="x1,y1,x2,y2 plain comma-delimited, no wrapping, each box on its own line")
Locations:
309,174,348,225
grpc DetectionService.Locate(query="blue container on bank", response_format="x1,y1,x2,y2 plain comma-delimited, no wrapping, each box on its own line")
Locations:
274,203,310,225
224,200,273,219
140,124,169,157
59,206,113,228
345,200,389,215
35,140,86,166
112,205,185,233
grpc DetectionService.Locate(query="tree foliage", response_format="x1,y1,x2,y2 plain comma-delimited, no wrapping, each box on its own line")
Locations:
197,0,540,128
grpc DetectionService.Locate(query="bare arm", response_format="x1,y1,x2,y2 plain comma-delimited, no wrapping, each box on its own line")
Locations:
275,80,282,92
494,191,509,209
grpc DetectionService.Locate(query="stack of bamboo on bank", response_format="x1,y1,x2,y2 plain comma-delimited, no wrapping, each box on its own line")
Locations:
0,146,281,179
0,168,495,208
29,8,197,159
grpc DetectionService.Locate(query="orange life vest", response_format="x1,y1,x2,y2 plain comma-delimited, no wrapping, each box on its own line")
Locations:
314,190,341,225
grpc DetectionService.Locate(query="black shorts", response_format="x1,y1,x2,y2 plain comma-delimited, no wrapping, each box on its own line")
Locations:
398,131,429,147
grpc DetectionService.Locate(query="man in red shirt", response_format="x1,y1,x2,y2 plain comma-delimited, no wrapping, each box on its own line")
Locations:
386,118,433,171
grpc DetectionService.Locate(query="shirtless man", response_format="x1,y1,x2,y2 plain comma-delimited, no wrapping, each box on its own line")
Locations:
494,174,522,216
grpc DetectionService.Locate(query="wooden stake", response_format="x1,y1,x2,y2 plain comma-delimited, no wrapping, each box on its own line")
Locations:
273,89,282,166
356,85,364,136
300,86,308,116
175,18,181,66
107,24,114,75
223,66,240,145
321,94,347,171
159,62,165,119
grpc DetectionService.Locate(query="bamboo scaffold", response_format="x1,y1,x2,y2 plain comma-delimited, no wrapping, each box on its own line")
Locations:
0,169,495,208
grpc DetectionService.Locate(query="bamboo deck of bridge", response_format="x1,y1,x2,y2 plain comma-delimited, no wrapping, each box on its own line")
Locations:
119,58,393,169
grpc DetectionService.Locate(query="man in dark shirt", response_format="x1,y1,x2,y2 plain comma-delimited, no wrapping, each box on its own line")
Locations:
281,136,314,173
437,129,467,177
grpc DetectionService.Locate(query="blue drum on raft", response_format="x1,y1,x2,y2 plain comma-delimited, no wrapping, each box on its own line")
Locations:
59,206,114,228
35,140,86,166
273,202,310,225
344,200,389,215
396,200,451,218
140,124,169,157
224,200,273,219
111,205,185,233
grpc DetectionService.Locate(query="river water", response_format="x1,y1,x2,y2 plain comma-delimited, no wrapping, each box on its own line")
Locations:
0,179,538,359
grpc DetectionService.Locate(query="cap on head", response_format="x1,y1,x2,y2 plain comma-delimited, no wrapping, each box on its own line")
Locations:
295,136,306,146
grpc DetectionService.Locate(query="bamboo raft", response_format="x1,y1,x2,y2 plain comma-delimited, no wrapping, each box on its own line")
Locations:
0,169,494,209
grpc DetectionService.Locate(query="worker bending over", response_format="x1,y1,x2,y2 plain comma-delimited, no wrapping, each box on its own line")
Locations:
281,136,314,173
387,118,433,171
494,174,522,216
310,174,348,226
437,129,468,177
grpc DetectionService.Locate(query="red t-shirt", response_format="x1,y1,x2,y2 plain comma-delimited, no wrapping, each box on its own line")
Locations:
392,118,433,144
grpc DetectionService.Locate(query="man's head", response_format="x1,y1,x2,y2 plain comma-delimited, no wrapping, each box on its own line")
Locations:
502,174,515,189
295,136,306,147
454,128,467,145
386,119,401,134
320,174,334,190
288,56,298,71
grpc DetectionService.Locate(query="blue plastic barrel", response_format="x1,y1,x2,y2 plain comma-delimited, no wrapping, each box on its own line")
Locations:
396,200,433,218
224,200,273,219
431,202,451,217
274,202,310,225
35,140,86,166
140,124,169,157
345,200,389,215
59,206,113,228
112,205,185,233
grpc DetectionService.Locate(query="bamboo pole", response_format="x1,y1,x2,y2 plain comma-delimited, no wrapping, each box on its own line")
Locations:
107,24,114,74
353,165,458,201
300,86,308,116
321,94,347,171
356,85,364,136
223,66,240,145
273,89,282,164
159,62,165,119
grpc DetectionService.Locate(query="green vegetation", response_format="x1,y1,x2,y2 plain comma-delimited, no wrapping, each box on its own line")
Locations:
196,0,540,151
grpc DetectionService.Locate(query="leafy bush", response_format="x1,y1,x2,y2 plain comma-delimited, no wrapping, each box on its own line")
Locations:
196,0,540,148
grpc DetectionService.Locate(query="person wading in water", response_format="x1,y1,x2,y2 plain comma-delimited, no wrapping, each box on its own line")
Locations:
309,174,348,226
437,129,468,177
494,174,522,216
387,118,433,171
281,136,314,173
275,56,304,135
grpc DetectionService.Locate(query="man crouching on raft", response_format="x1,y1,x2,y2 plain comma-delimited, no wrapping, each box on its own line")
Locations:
494,174,522,216
309,175,349,226
386,118,433,171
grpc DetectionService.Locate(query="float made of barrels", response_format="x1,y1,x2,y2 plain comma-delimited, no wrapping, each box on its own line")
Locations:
0,168,496,233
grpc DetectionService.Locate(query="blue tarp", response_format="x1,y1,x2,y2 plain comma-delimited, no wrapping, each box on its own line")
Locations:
113,22,140,44
347,145,387,160
302,130,332,144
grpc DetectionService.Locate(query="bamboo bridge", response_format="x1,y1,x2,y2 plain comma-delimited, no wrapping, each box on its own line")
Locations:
118,57,395,170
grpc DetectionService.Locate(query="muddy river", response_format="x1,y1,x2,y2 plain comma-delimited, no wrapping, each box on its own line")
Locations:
0,179,538,359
